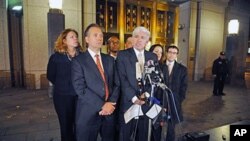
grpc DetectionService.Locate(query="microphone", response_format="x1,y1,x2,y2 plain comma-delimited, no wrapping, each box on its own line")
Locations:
143,60,163,85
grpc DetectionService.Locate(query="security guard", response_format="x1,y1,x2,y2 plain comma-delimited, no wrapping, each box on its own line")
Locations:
212,51,229,96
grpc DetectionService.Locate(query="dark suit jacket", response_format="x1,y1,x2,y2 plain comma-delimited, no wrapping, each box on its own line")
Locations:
71,50,120,121
161,61,188,124
47,52,76,96
116,48,158,113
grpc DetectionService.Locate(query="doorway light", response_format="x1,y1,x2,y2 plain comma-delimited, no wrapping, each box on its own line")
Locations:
12,6,22,11
228,19,239,34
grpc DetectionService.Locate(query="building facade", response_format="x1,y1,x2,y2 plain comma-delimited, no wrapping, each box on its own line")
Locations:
0,0,249,89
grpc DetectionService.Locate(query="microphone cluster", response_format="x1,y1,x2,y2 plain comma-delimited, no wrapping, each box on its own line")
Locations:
143,60,163,85
136,60,164,102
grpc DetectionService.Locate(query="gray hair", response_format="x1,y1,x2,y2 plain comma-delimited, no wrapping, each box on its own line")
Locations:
132,26,150,40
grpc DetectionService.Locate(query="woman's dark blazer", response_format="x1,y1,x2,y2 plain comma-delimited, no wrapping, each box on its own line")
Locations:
47,52,77,96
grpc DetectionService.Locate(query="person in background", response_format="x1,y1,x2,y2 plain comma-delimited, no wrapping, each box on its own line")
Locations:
161,45,188,141
47,28,83,141
107,36,120,59
124,37,133,49
71,23,120,141
212,51,229,96
107,36,121,140
116,26,157,141
149,44,164,64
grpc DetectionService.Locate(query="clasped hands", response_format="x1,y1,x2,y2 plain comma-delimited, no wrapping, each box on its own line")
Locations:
99,102,116,116
134,93,147,105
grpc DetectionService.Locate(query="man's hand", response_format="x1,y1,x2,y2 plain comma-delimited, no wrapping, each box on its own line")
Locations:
134,99,145,105
99,102,116,116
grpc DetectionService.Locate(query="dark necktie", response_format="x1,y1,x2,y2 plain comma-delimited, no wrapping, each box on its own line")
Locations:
95,54,109,100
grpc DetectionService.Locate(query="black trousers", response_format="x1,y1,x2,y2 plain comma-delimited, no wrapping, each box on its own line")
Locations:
213,75,226,95
76,114,116,141
151,120,176,141
53,94,76,141
119,116,149,141
166,121,176,141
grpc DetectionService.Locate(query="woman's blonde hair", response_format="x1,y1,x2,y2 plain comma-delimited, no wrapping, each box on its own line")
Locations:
54,28,83,53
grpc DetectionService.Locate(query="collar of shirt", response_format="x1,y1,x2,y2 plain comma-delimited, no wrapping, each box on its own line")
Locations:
133,48,144,57
166,60,175,66
88,48,103,68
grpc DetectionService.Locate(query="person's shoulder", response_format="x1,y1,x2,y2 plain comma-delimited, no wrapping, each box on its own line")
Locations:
145,50,156,56
101,53,114,61
50,52,65,59
119,48,131,54
73,51,85,61
117,48,132,58
176,61,187,70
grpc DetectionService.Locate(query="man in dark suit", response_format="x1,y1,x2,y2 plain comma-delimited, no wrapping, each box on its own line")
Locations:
116,26,158,141
161,45,188,141
71,23,120,141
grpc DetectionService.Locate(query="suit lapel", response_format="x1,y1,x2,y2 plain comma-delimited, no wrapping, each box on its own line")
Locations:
128,48,138,88
128,48,138,66
85,51,103,81
172,61,179,78
144,51,151,62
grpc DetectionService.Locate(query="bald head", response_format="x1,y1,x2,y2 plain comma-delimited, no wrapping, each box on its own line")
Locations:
125,37,133,49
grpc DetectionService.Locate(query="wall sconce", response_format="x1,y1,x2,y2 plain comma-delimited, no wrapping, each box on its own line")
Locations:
178,24,185,30
49,0,62,9
228,19,239,35
12,6,22,11
49,0,63,13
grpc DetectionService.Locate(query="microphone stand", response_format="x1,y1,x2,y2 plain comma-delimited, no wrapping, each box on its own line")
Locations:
131,78,143,141
157,82,182,141
146,74,157,141
147,83,156,141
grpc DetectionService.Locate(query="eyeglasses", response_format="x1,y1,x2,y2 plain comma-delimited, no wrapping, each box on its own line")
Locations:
111,41,119,44
167,51,178,55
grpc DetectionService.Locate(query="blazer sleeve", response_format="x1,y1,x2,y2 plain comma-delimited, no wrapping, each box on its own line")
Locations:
47,54,56,84
71,57,86,96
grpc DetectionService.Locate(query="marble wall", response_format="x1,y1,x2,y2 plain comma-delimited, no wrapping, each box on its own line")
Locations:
0,0,11,88
22,0,82,89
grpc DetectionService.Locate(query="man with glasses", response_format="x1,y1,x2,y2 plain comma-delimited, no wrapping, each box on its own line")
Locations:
161,45,188,141
212,51,229,96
